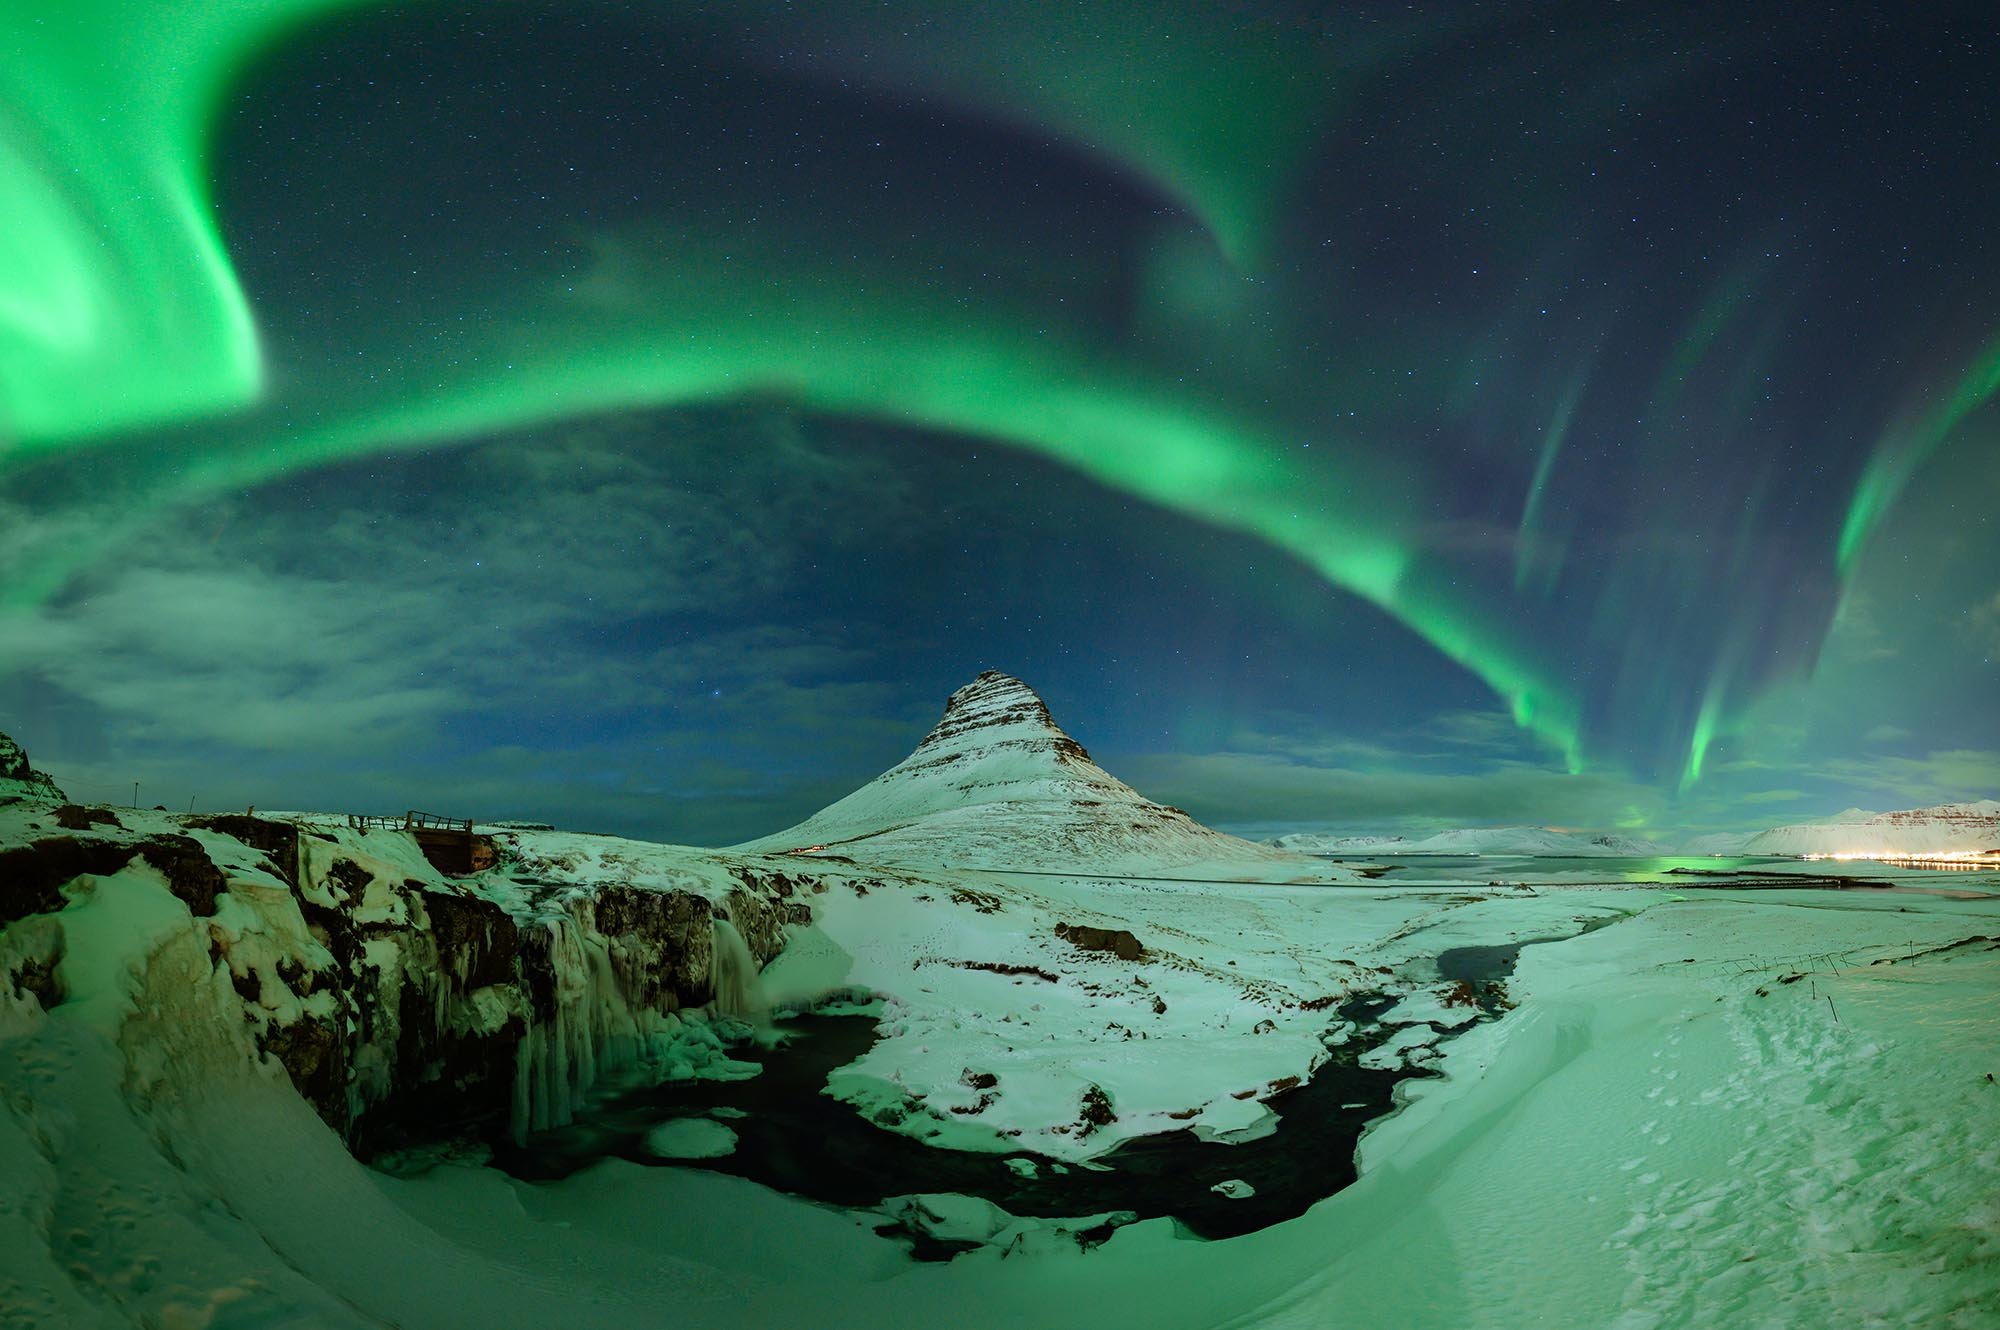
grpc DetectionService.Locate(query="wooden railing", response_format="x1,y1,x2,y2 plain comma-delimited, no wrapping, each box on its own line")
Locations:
346,810,475,833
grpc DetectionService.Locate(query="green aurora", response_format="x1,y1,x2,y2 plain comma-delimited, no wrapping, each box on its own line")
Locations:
2,1,1996,799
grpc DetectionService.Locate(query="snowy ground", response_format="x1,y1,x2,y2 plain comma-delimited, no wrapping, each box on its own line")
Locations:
2,805,1995,1328
391,878,2000,1330
762,867,1590,1157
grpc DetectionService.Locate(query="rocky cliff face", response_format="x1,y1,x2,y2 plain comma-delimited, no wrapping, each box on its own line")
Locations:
0,730,64,802
734,670,1332,879
0,804,813,1148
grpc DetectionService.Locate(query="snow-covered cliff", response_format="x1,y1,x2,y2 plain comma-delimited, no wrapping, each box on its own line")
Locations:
0,800,813,1146
735,670,1335,879
1711,800,2000,856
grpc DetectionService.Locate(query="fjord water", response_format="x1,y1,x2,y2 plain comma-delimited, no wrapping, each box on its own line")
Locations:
1344,853,2000,887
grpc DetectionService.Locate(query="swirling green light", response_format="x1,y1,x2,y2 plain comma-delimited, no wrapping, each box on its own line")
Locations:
1838,333,2000,573
0,0,1692,775
0,0,359,445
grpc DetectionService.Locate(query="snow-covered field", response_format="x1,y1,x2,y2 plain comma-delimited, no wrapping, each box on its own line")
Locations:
4,683,1996,1329
4,806,1995,1327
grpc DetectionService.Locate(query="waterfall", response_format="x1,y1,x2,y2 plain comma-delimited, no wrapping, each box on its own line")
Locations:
710,917,767,1019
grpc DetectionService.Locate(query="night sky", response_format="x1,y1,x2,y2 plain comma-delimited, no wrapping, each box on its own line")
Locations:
1,1,1995,843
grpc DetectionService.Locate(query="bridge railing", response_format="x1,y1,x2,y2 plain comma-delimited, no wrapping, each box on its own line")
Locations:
345,811,476,833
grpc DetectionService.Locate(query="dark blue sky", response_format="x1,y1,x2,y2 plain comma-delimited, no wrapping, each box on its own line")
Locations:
1,1,1995,841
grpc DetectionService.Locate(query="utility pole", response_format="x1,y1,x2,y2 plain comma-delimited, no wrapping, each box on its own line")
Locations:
133,781,139,808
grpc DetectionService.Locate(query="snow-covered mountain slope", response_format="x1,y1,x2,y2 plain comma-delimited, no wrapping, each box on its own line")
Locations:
734,671,1336,880
1270,832,1412,852
1723,800,2000,856
0,729,64,803
1274,826,1667,856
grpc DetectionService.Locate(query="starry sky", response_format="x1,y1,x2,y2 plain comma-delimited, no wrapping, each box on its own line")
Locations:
1,1,1995,843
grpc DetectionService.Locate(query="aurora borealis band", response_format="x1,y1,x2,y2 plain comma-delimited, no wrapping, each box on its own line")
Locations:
2,2,1996,838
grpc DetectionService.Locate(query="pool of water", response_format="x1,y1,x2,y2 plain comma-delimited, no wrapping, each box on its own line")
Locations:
487,1000,1417,1250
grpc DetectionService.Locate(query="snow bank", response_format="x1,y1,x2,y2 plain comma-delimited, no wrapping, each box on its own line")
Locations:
5,787,1995,1329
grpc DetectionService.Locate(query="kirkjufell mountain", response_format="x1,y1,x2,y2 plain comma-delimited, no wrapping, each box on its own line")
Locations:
735,670,1326,878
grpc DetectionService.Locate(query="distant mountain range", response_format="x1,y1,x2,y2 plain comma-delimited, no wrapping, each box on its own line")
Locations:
1273,801,2000,858
734,670,1334,879
1269,827,1667,857
1685,801,2000,856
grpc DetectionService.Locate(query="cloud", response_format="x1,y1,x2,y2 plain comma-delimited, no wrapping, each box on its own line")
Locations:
1117,748,1665,837
1735,788,1809,805
1970,590,2000,655
1810,748,2000,808
0,410,932,840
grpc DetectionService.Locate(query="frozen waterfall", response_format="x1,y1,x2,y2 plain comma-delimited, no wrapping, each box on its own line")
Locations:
710,917,767,1019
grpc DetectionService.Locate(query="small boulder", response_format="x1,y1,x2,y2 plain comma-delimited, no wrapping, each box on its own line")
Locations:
1076,1083,1115,1136
1055,922,1145,961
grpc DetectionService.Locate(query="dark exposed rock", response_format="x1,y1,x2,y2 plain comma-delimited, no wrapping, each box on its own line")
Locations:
0,732,65,801
0,837,130,926
592,884,715,1009
53,805,121,831
722,887,790,966
349,971,525,1154
262,1016,347,1126
916,670,1097,767
0,829,229,921
5,930,63,1008
422,890,522,991
134,835,226,917
323,857,374,905
949,886,1005,914
949,958,1059,983
186,815,300,887
961,1068,999,1091
1055,921,1146,962
1077,1083,1115,1136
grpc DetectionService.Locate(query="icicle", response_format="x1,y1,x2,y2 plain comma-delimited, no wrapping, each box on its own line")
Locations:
508,899,769,1143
